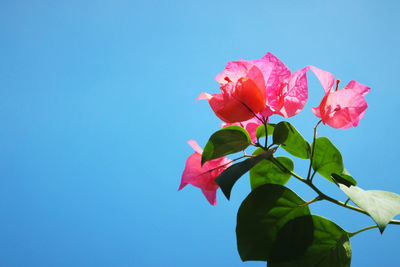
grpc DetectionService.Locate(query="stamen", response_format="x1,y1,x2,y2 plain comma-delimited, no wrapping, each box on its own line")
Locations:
335,79,340,91
224,76,232,83
334,105,341,112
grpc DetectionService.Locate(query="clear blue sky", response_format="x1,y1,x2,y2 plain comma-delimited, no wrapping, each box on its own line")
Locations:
1,0,400,266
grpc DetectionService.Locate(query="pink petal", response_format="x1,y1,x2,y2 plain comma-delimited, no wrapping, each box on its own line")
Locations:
324,107,353,129
345,80,370,96
179,153,201,190
208,93,255,123
250,52,291,83
310,66,335,93
221,61,266,95
279,66,310,118
327,89,367,109
207,60,267,123
222,117,262,143
188,140,203,154
244,120,262,143
214,61,247,85
247,52,276,83
312,106,321,118
354,110,367,126
313,93,329,123
321,89,368,129
201,188,217,206
208,77,267,123
197,92,212,101
234,76,266,115
179,148,230,205
254,53,291,113
214,61,266,91
259,106,274,118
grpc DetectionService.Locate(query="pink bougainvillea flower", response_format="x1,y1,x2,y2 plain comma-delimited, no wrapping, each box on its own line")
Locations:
198,53,309,123
221,117,263,143
310,66,370,129
197,61,267,123
179,140,231,205
247,52,310,118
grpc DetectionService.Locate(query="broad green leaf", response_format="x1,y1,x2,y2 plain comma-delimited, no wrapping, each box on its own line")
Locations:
236,184,310,261
272,121,310,159
331,169,356,187
215,148,276,200
255,123,275,139
312,137,356,186
335,182,400,233
201,125,251,165
250,148,293,190
269,215,351,267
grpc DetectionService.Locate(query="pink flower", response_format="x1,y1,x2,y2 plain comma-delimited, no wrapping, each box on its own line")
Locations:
198,61,267,123
248,52,309,118
310,66,370,129
222,117,263,143
179,140,231,205
198,53,309,123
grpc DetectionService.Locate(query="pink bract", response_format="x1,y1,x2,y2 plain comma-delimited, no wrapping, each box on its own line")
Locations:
198,61,267,123
179,140,231,205
222,117,263,143
310,66,370,129
248,52,310,118
198,53,309,123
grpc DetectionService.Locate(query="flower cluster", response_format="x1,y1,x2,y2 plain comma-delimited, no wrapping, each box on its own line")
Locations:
180,52,370,205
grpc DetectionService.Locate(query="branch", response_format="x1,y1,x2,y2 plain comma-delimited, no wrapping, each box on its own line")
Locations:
269,158,400,226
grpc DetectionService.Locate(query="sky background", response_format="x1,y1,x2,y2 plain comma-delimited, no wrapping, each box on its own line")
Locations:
1,0,400,266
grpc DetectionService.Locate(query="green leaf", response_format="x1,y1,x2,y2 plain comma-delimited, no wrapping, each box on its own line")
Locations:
312,137,356,186
335,182,400,233
201,125,251,165
272,121,310,159
269,215,351,267
236,184,310,261
255,123,275,139
215,148,277,200
331,169,356,187
250,148,293,190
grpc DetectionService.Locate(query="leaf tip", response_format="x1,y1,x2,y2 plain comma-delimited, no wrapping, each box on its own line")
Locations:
214,177,231,200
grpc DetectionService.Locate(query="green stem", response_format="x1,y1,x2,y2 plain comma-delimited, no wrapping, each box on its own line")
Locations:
263,119,268,149
201,155,246,175
267,144,275,150
310,170,317,182
270,157,305,182
269,159,400,226
348,225,378,237
299,196,322,207
307,120,322,181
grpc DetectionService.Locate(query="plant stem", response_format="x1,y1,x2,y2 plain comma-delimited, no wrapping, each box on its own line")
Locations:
267,144,276,150
348,225,378,237
307,120,322,181
263,119,268,149
269,158,400,225
299,196,322,207
200,155,246,176
267,120,400,227
235,98,264,123
310,170,317,182
270,157,305,182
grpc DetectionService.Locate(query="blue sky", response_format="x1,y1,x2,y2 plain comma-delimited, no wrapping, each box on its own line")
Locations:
1,0,400,266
